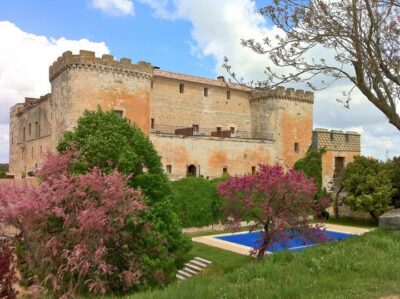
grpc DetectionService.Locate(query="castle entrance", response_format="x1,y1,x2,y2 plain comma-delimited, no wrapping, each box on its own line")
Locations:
187,164,197,177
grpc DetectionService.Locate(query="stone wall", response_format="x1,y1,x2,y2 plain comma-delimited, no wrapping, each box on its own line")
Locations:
150,133,277,179
312,129,361,189
50,50,153,145
151,71,253,137
9,95,52,176
250,87,314,166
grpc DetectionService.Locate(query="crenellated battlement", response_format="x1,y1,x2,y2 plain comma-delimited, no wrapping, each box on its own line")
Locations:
49,50,154,82
250,86,314,104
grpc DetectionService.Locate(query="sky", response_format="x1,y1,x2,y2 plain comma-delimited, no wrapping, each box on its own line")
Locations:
0,0,399,163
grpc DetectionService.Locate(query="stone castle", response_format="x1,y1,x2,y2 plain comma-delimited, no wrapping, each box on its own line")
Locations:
9,50,361,188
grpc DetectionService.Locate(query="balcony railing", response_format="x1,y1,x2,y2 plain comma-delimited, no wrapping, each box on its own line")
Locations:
150,125,273,141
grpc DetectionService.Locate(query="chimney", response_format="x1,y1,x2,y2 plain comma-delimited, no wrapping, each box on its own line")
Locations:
217,75,225,81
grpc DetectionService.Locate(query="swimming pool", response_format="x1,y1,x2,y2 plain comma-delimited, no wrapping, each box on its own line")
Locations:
216,230,353,252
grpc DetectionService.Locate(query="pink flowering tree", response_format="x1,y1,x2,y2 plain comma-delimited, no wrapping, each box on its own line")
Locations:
0,151,170,297
218,164,329,259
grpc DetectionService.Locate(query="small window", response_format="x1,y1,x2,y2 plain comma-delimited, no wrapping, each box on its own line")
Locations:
166,165,172,174
23,127,26,141
227,90,231,99
230,127,235,134
217,127,222,132
330,132,334,141
204,87,208,97
151,81,154,89
179,83,184,93
193,124,199,133
345,134,349,142
35,122,39,138
28,123,31,135
223,167,228,174
151,118,155,129
31,147,34,158
114,110,123,117
294,142,300,153
252,166,256,174
11,133,13,145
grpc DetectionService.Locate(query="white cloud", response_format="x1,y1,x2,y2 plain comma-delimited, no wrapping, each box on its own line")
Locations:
91,0,134,16
142,0,400,160
0,21,109,162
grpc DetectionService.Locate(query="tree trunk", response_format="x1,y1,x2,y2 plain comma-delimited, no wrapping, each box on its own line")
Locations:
257,221,271,260
369,211,379,223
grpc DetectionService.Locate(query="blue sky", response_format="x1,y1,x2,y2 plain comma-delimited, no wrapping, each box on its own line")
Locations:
0,0,225,77
0,0,399,162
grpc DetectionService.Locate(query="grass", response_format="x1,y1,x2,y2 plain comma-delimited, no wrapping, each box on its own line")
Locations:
184,241,253,274
127,229,400,299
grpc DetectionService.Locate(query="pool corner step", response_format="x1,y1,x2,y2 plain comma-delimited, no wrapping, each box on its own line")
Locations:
176,257,212,281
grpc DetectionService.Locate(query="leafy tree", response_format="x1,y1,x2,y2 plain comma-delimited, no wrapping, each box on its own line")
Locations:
218,164,329,259
343,156,395,222
385,156,400,208
57,109,190,274
225,0,400,130
0,151,185,297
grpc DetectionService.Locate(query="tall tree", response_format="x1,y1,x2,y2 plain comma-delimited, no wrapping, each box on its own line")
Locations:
225,0,400,129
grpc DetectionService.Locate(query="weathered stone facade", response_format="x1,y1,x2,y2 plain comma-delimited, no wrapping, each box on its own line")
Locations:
9,50,360,180
312,128,361,190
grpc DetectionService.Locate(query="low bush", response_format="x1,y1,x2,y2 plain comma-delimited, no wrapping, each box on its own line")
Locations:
170,177,224,228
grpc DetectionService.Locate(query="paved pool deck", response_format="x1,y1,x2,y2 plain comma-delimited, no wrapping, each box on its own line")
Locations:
192,224,372,256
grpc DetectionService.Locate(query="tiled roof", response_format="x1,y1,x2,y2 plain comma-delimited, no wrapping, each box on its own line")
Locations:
312,130,361,152
153,69,251,91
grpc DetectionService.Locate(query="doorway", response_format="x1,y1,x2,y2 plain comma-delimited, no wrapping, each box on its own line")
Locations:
187,164,197,177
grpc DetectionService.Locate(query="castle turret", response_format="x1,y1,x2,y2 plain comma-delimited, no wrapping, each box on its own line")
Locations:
49,50,154,145
250,86,314,166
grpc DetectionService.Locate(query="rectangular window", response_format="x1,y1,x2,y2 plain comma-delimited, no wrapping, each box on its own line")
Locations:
28,123,31,136
151,80,154,89
227,90,231,99
166,165,172,174
223,167,228,174
217,127,222,132
11,133,13,145
204,87,208,97
252,166,256,174
23,127,26,141
179,83,184,93
193,124,199,133
151,118,155,129
294,142,300,153
345,134,349,142
35,122,39,138
230,127,235,134
114,110,123,117
330,132,334,141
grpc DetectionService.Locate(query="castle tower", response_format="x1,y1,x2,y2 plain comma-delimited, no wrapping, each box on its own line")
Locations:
49,50,154,146
250,87,314,166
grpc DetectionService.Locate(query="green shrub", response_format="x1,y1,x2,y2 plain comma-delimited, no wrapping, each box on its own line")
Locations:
0,172,6,179
171,177,224,227
294,149,325,199
343,156,395,222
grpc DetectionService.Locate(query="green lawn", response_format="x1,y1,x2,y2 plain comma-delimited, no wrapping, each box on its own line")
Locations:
127,229,400,299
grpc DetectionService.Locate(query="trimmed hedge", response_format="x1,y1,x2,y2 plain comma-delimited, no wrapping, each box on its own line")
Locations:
170,177,224,228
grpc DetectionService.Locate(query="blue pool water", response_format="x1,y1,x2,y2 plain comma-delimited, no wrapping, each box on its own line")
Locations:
216,230,353,252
